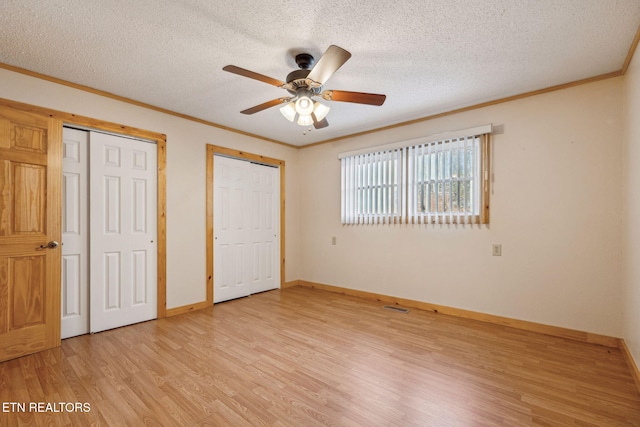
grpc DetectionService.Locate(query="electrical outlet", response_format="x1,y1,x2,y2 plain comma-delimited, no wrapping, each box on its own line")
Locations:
492,244,502,256
332,236,337,245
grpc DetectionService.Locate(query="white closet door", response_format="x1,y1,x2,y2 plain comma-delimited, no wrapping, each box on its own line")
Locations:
61,128,89,339
89,132,157,333
213,156,280,303
213,156,252,303
249,162,280,294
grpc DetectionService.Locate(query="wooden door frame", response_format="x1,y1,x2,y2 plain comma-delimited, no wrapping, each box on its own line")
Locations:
0,97,168,320
206,145,285,305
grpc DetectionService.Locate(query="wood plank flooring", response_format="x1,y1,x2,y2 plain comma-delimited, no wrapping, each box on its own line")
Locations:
1,286,639,426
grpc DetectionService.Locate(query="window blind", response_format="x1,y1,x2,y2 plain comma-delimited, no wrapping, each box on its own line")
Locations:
341,148,405,224
407,135,480,224
340,125,491,225
338,124,492,159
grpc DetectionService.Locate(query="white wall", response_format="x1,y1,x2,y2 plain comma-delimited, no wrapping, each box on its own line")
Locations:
1,66,629,340
299,78,624,337
622,52,640,364
0,68,301,310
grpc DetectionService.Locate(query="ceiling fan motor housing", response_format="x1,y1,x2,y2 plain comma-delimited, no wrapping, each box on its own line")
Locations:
295,53,314,69
285,69,321,96
283,53,323,96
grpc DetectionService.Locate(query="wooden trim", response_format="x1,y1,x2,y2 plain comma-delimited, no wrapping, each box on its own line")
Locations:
620,339,640,394
156,139,167,318
300,71,622,149
481,133,490,224
205,145,216,307
297,280,621,348
47,117,63,347
209,145,285,167
166,281,301,317
206,145,286,303
165,301,212,318
0,63,295,148
0,97,168,319
279,160,286,289
282,280,300,289
0,97,166,142
622,25,640,75
205,148,214,306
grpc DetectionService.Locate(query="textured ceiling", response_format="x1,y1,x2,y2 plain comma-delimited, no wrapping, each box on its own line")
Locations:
1,0,640,146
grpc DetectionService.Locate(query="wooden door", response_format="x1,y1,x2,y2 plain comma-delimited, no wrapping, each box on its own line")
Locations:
89,131,157,333
0,106,62,362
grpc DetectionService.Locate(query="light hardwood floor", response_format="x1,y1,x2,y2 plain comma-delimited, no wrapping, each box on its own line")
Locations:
1,286,639,426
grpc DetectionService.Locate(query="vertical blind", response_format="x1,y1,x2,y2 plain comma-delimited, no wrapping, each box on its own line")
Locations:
341,148,404,224
407,136,480,225
340,126,491,225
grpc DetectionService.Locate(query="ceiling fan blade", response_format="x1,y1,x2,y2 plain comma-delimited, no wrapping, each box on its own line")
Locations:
306,45,352,85
240,98,289,115
312,114,329,129
223,65,285,87
321,90,386,106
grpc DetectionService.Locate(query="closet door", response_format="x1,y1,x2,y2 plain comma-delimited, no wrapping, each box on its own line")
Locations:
61,128,89,339
213,156,251,303
213,155,280,303
89,132,157,333
248,162,280,295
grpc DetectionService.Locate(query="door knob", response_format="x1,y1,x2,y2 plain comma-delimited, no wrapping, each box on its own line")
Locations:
39,241,59,249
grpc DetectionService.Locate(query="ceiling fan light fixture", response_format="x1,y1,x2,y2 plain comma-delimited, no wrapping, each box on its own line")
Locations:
313,101,330,121
279,102,296,122
295,94,314,115
297,114,314,126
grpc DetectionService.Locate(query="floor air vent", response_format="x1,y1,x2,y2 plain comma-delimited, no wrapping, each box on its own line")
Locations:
383,305,409,314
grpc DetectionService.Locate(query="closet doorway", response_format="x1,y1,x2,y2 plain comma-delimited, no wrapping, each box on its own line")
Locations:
211,150,282,303
61,127,158,338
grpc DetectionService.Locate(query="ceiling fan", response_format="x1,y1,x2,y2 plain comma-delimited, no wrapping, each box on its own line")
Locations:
223,45,386,130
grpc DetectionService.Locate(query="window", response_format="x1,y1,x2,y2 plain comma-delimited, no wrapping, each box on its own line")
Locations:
340,126,491,225
341,148,402,224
